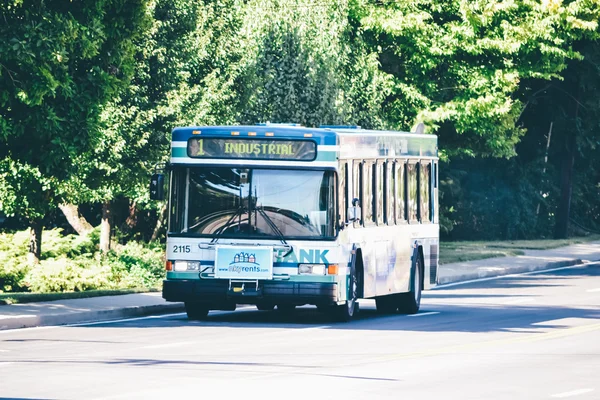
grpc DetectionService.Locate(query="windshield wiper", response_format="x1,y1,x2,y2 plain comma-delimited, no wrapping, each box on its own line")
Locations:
209,205,246,245
255,205,293,258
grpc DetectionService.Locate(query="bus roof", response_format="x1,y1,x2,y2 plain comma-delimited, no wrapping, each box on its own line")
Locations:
170,124,438,166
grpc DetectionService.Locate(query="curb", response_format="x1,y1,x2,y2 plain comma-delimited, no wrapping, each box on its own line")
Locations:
437,258,584,285
0,303,185,331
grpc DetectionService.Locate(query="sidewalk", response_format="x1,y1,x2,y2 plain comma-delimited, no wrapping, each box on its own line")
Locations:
1,241,599,331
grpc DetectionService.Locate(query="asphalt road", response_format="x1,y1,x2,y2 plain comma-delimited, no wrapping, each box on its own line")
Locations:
1,265,599,400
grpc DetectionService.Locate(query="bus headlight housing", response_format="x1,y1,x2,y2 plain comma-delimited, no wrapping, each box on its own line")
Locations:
298,264,326,275
173,261,201,271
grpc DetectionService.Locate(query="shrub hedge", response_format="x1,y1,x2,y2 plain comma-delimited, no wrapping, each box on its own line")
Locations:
0,228,165,293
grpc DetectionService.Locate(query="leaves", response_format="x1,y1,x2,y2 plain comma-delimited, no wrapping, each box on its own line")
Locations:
2,0,600,244
0,0,151,222
355,0,600,158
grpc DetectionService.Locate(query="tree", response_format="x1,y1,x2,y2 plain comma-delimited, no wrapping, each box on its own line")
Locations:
60,0,250,250
518,39,600,238
353,0,600,159
235,0,389,128
0,0,150,263
349,0,599,239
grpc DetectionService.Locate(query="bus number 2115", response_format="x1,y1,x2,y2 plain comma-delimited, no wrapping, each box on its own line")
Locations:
173,245,191,253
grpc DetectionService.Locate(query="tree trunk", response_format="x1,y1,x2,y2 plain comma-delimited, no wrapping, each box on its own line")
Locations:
554,131,576,239
151,203,167,242
28,219,43,265
59,204,94,235
100,201,112,253
125,200,138,230
554,84,581,239
536,122,553,217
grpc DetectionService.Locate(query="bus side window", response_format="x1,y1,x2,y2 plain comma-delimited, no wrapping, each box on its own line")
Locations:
407,162,418,223
433,161,439,223
354,160,362,226
385,161,394,225
419,161,431,223
169,169,187,233
395,160,407,223
339,162,348,227
363,160,375,226
376,160,384,225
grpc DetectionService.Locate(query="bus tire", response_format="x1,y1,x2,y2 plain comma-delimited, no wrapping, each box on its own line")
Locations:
185,302,209,320
396,252,423,314
332,260,360,322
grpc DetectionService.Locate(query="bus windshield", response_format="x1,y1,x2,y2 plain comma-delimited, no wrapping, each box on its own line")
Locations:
168,167,336,239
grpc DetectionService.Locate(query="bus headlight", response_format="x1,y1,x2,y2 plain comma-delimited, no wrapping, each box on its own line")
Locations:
173,261,201,271
298,264,326,275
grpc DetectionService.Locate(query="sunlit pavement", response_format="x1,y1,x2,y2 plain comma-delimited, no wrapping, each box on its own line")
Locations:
1,265,599,400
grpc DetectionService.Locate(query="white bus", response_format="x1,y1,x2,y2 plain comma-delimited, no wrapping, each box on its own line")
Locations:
150,123,439,321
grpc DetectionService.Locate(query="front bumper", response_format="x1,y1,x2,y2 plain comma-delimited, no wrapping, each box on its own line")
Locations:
162,278,338,306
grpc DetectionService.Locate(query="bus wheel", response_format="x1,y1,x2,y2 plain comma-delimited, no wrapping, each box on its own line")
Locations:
256,303,275,311
332,262,360,322
185,302,209,320
397,255,422,314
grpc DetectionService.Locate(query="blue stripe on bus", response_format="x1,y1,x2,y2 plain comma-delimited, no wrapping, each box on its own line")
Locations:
172,147,187,158
316,151,337,161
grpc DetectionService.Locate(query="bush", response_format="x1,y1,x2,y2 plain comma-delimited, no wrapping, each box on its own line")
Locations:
0,231,30,292
105,241,164,289
440,158,554,240
40,228,99,259
25,257,112,293
0,228,164,293
0,259,30,292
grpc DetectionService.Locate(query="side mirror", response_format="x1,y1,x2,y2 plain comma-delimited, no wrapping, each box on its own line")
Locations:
150,173,165,200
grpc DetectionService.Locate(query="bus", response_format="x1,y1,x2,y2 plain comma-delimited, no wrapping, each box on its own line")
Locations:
150,123,439,321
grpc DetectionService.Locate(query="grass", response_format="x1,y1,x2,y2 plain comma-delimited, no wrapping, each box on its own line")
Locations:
0,288,159,305
440,234,600,265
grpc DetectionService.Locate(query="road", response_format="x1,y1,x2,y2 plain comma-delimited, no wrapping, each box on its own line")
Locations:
1,265,599,400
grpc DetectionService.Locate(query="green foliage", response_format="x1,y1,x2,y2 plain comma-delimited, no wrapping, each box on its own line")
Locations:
516,38,600,238
355,0,600,158
25,258,112,293
237,0,389,128
440,157,556,240
0,159,51,220
40,228,99,259
0,0,151,231
2,0,600,261
0,230,30,291
0,260,30,293
0,229,164,293
105,241,164,289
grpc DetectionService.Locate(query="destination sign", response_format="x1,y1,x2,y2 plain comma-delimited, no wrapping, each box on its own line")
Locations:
187,138,317,161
